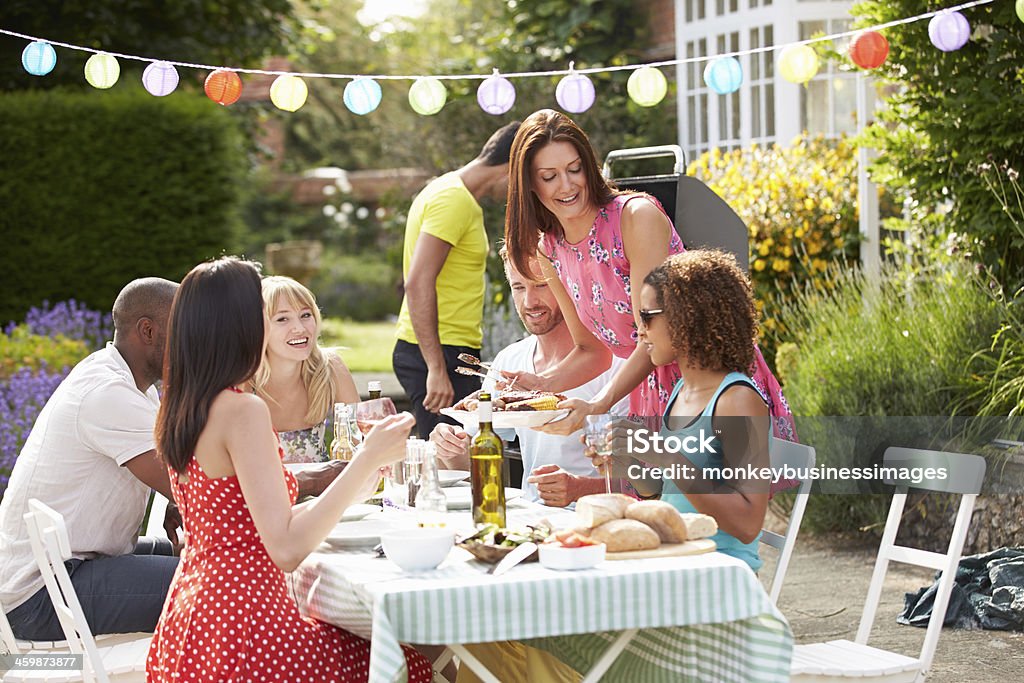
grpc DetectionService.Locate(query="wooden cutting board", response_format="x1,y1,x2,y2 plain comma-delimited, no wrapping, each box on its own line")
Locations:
606,538,716,560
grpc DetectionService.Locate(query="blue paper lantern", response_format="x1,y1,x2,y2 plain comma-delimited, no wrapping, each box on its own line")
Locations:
703,57,743,95
343,78,382,115
928,11,970,52
142,61,179,97
477,73,516,115
22,41,56,76
555,72,595,113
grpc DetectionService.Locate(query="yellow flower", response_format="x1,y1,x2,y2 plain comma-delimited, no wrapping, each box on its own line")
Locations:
758,243,771,256
754,259,767,272
772,259,790,272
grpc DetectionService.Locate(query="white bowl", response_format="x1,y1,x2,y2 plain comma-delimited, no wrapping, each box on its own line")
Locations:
538,542,606,571
381,528,454,572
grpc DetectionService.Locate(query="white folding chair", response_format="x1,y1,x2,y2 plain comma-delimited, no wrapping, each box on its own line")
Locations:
8,500,152,683
2,594,147,658
791,447,986,683
761,439,815,604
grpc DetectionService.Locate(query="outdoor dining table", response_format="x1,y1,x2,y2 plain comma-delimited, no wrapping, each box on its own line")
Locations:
287,502,793,682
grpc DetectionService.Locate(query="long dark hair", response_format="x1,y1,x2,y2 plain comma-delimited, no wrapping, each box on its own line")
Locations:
156,257,264,473
504,109,622,279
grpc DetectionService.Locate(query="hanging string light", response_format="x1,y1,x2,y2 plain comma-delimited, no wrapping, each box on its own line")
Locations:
849,31,890,69
703,57,743,95
928,11,971,51
142,61,179,97
270,74,308,111
477,70,516,115
555,64,595,113
204,70,243,106
21,41,56,76
779,45,819,84
408,77,447,115
83,53,119,89
627,66,667,107
343,77,382,115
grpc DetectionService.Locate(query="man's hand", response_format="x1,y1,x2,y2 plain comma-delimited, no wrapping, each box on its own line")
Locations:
294,460,347,498
526,465,597,507
429,423,470,470
496,369,544,392
162,502,183,555
423,367,455,414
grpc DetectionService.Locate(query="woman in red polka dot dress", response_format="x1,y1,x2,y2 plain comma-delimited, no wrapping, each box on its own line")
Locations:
147,257,433,682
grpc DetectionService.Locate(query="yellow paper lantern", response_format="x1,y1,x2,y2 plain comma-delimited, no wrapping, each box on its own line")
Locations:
270,75,308,112
779,45,819,84
627,67,667,107
84,53,120,89
408,77,447,115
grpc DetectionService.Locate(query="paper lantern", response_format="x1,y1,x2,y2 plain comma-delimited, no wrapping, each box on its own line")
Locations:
84,53,120,89
142,61,179,97
627,66,667,107
343,78,382,115
270,74,308,112
22,41,56,76
1017,0,1024,24
477,73,516,115
408,77,447,115
779,45,819,84
204,70,243,106
703,57,743,95
849,31,889,69
928,11,970,52
555,72,595,113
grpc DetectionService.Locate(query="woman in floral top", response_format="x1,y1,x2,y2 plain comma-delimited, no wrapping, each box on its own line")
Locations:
252,277,359,463
503,109,796,443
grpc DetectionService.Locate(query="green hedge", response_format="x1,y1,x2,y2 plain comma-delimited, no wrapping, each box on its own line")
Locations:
0,87,246,322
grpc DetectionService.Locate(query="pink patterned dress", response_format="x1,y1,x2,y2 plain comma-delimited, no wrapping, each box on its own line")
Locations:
542,194,797,441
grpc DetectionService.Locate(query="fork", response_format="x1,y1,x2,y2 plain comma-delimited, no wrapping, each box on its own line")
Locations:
457,352,493,370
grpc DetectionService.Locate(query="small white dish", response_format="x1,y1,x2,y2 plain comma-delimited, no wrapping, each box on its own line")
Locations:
538,542,606,571
340,503,381,522
324,519,394,548
437,470,470,487
443,487,522,510
380,528,455,572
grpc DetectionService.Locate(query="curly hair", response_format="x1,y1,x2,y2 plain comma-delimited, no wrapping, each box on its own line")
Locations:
643,250,758,373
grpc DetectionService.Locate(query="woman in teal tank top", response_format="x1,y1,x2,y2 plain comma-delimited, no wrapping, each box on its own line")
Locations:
595,250,771,572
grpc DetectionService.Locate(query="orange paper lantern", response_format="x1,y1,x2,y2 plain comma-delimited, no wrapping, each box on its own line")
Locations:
205,70,243,106
849,31,889,70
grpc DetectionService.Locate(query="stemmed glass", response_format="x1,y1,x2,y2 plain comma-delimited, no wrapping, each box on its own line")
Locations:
584,414,614,494
354,397,397,438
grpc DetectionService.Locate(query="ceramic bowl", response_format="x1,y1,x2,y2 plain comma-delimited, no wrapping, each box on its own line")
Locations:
538,542,606,571
380,528,454,571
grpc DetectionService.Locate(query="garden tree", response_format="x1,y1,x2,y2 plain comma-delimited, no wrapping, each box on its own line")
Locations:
853,0,1024,282
0,0,314,91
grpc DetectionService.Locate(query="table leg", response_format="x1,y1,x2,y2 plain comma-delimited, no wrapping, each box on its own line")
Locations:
580,628,639,683
446,644,501,683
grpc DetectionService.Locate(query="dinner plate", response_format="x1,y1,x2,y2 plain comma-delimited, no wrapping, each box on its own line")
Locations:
443,487,521,511
440,408,569,429
324,519,394,548
438,470,470,487
340,503,381,522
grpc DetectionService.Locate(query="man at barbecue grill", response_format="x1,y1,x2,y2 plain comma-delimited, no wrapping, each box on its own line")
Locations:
429,246,625,507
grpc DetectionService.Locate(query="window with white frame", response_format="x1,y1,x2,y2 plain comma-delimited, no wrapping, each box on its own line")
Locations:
748,24,776,145
684,38,709,160
685,0,706,22
716,31,742,149
799,18,857,137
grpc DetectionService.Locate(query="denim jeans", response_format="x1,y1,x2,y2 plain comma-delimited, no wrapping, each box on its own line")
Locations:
6,537,179,640
392,339,482,439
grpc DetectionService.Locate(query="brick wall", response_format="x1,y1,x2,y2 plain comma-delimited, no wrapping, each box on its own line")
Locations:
640,0,676,59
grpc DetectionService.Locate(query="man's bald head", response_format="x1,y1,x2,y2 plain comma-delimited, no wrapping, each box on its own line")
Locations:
112,278,178,337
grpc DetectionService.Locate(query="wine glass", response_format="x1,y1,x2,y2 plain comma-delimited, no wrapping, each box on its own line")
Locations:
354,397,397,437
584,414,614,494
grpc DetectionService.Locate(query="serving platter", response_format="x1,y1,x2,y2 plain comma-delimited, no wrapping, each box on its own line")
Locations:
440,408,569,429
605,538,716,560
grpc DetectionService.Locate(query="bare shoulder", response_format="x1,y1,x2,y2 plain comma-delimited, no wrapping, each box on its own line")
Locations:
621,194,671,227
715,383,769,418
210,389,273,427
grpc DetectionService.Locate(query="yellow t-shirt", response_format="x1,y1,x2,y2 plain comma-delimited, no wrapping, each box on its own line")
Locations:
396,172,488,348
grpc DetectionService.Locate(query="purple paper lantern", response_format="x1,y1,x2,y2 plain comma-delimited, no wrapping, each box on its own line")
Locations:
142,61,179,97
928,11,971,52
22,41,57,76
555,72,595,113
477,74,516,115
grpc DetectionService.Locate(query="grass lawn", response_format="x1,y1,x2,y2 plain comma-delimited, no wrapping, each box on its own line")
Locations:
321,318,395,372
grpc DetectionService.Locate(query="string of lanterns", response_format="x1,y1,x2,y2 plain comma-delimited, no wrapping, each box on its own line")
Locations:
9,0,1017,115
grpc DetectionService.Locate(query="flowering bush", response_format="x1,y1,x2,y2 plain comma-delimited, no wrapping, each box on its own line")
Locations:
0,326,89,380
686,136,862,358
0,366,66,494
6,299,112,351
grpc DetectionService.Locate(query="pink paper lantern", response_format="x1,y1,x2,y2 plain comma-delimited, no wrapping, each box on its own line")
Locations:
143,61,179,97
555,72,595,113
928,11,970,52
477,74,516,115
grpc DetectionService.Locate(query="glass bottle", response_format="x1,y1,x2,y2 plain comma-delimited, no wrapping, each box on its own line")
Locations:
416,443,448,528
329,403,355,461
367,380,382,400
470,392,506,527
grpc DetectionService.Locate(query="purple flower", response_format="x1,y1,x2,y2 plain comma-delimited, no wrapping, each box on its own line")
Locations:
5,300,112,351
0,364,68,498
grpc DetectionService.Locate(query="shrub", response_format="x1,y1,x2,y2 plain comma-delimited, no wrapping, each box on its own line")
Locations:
0,326,89,380
6,299,112,352
309,252,402,322
686,136,862,360
0,366,67,497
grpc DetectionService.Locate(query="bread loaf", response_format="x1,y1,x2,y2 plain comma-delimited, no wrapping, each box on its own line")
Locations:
589,519,661,553
679,513,718,540
625,500,688,543
575,493,635,528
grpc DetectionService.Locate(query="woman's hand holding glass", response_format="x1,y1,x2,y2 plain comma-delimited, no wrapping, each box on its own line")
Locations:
349,409,413,498
581,417,641,480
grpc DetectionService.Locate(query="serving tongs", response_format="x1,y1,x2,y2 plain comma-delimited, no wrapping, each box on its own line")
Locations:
454,357,518,391
457,352,492,370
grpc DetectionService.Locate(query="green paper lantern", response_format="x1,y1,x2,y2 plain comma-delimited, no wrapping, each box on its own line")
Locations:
84,53,120,89
408,77,447,115
627,67,667,107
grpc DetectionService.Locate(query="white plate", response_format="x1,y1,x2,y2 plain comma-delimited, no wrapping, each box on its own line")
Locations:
438,470,470,487
284,462,321,474
340,503,381,522
443,487,522,511
441,408,569,429
324,519,394,548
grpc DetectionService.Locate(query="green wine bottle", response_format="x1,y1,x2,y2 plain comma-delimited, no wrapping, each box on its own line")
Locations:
470,392,506,527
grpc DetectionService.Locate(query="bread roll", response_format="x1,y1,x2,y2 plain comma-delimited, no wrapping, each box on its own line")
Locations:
575,493,635,528
625,500,688,543
589,519,661,553
679,513,718,540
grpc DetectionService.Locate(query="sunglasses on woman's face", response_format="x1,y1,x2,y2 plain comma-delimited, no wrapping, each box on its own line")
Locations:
638,308,664,327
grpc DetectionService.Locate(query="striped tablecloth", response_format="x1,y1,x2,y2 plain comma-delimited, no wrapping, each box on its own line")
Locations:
288,507,793,682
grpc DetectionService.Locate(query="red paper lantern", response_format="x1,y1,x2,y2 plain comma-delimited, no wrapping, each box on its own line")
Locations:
849,31,889,70
205,70,243,106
